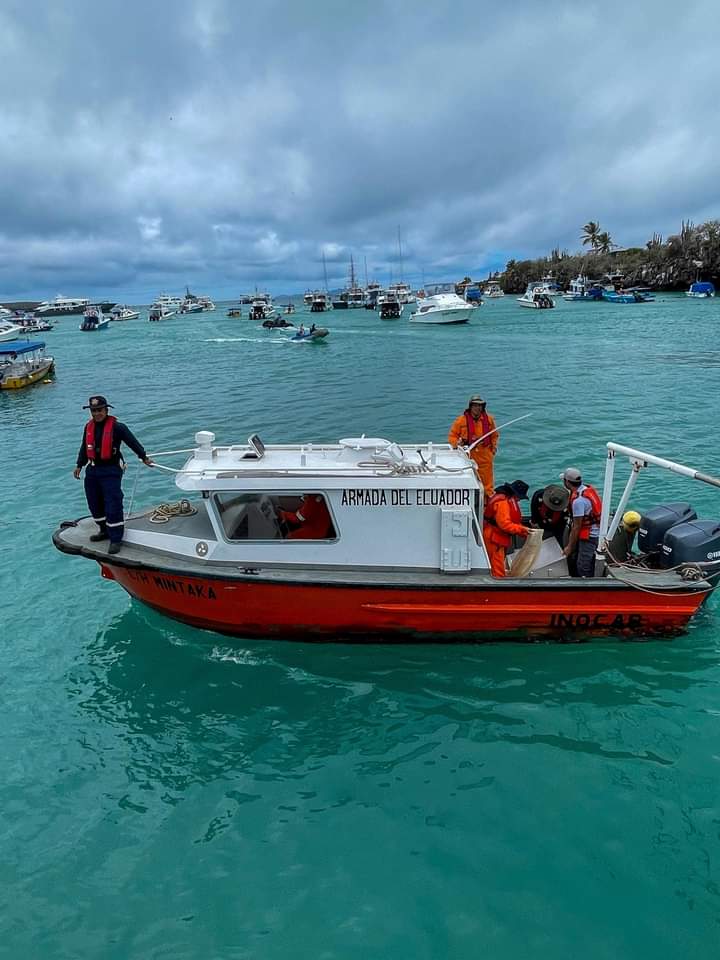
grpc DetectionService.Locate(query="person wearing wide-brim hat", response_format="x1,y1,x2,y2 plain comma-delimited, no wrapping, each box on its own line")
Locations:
448,394,498,496
73,395,154,555
530,483,570,547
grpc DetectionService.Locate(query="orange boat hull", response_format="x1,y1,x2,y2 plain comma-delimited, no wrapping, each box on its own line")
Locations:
101,563,705,641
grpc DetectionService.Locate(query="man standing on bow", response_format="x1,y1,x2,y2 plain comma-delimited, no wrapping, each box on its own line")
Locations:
73,395,154,555
448,395,498,496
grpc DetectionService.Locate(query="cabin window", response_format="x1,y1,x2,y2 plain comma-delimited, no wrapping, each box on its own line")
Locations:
214,492,337,542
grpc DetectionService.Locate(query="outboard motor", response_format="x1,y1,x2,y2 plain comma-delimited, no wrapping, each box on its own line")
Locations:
637,502,696,564
661,520,720,583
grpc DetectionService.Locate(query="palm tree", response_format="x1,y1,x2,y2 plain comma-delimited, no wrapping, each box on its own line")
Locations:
595,231,613,254
581,221,601,249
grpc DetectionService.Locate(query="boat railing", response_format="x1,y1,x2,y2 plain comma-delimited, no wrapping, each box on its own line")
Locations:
599,442,720,547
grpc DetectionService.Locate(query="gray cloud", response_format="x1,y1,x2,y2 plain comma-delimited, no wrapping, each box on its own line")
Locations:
1,0,719,300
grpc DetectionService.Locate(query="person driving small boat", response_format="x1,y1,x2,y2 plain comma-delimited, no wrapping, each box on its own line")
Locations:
279,494,334,539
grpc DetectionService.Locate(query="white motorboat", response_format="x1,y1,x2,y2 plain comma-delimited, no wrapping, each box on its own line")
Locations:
149,303,175,321
303,291,314,307
377,290,402,319
15,313,54,333
388,282,416,305
483,281,505,298
80,306,111,330
197,297,215,311
250,298,276,321
517,284,555,309
310,291,331,312
408,283,474,324
110,305,140,321
0,320,23,342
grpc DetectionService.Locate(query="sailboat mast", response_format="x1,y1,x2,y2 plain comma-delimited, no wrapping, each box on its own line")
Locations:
323,252,329,293
398,226,404,282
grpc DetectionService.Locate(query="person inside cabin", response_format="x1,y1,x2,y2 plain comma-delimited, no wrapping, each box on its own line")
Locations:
448,395,498,497
280,495,333,540
483,480,530,577
560,467,603,577
530,484,570,546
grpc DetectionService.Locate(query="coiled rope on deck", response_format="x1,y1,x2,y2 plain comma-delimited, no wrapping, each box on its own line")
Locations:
146,500,198,524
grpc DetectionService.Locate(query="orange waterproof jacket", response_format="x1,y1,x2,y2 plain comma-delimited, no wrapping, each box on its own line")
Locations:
448,411,498,454
483,494,529,548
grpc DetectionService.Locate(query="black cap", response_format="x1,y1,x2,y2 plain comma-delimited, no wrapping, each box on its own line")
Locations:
508,479,529,500
83,395,113,409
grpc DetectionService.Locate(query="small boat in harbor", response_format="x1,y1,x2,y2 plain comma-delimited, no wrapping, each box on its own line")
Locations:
290,325,329,341
687,281,715,298
601,288,654,303
409,283,474,324
227,307,242,318
262,317,294,329
517,285,555,309
333,256,365,309
483,281,505,298
0,340,54,389
310,291,331,313
284,303,296,315
15,313,55,333
109,305,140,321
148,303,174,322
53,435,720,641
563,276,602,301
250,297,275,322
0,319,24,341
80,306,110,331
377,290,402,319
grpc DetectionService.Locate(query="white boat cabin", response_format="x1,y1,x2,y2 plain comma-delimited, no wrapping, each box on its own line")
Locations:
125,433,492,572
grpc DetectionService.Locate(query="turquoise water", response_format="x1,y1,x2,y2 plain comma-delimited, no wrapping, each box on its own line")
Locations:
2,295,720,957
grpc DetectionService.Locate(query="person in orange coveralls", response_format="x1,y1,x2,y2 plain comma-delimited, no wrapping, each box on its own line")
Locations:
483,480,530,577
448,395,498,496
280,495,334,540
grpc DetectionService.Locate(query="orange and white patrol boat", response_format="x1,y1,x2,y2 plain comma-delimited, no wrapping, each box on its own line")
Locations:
53,434,720,642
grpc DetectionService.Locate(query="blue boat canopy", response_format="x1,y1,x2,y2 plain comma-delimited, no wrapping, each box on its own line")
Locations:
690,281,715,293
0,340,45,355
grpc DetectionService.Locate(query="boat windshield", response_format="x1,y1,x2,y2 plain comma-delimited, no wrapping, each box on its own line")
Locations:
425,283,456,295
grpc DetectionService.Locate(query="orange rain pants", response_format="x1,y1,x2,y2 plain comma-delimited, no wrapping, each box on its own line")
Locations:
448,412,497,497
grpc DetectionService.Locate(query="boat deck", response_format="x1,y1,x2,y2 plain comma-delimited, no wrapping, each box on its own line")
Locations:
53,516,711,593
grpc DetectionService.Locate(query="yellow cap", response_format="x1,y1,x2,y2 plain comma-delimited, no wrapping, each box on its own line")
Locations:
623,510,641,528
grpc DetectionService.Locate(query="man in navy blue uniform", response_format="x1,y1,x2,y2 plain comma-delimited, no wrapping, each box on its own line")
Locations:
73,395,154,554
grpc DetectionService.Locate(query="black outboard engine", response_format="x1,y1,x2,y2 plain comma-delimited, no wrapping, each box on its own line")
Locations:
637,502,696,565
662,520,720,584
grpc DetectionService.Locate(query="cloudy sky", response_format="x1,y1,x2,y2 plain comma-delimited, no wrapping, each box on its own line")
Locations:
2,0,719,302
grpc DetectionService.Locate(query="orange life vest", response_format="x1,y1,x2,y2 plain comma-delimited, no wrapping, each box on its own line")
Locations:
464,411,492,449
85,416,116,464
483,492,521,547
569,483,602,540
